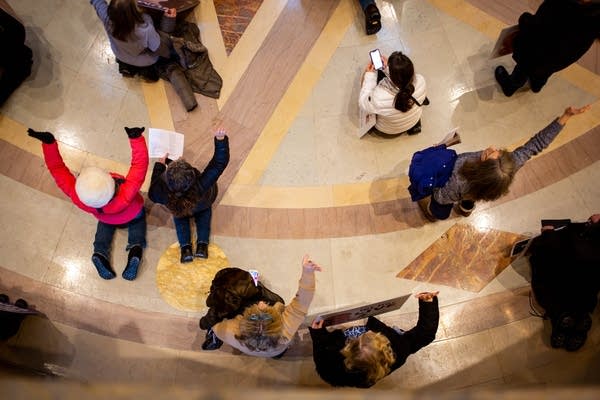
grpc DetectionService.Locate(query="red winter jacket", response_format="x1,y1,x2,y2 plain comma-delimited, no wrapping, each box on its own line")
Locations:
42,136,148,225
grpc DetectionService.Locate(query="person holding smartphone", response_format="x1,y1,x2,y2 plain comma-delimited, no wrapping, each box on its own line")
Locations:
359,51,428,137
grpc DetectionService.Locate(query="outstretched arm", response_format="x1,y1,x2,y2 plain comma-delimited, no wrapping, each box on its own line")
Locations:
512,105,591,169
198,128,230,190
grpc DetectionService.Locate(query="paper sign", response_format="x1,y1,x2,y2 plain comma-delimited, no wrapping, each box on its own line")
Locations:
303,294,411,328
148,128,184,159
490,25,519,58
248,269,260,286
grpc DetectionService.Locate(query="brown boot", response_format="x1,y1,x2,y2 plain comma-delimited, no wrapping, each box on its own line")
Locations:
417,196,437,222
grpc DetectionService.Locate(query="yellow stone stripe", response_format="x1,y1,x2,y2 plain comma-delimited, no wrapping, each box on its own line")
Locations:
229,0,353,186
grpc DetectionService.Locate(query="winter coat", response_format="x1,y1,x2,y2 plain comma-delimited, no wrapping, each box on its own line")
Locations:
148,136,229,214
161,21,223,99
359,72,427,134
42,136,148,225
512,0,600,77
529,221,600,319
309,298,439,388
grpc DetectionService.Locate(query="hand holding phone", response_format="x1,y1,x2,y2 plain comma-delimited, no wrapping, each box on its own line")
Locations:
369,49,383,70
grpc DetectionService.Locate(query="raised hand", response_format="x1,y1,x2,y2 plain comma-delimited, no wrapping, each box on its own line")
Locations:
214,127,227,140
415,291,439,302
558,104,591,125
124,126,145,139
302,254,323,272
311,318,324,329
27,128,55,144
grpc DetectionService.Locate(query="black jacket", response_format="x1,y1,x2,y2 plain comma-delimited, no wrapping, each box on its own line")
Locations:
309,298,439,388
148,136,229,213
513,0,600,76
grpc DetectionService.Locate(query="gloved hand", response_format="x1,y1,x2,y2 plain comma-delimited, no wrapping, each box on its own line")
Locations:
27,128,56,144
124,127,145,139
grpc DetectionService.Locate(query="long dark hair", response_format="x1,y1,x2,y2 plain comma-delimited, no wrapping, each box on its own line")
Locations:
388,52,416,112
108,0,145,41
459,151,516,201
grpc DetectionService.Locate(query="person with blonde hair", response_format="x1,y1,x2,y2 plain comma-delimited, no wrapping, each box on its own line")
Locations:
416,105,590,221
210,255,322,357
309,292,439,388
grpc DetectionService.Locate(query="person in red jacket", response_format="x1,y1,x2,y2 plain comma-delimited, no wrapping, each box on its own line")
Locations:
28,127,149,280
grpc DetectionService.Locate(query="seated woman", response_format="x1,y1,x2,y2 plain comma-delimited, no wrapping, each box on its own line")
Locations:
359,51,428,137
417,104,590,221
309,292,439,388
90,0,176,81
211,255,322,357
527,214,600,351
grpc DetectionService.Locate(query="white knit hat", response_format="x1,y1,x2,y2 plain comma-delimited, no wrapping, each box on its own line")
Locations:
75,166,115,208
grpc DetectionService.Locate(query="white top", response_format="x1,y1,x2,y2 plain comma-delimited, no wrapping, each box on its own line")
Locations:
359,72,427,134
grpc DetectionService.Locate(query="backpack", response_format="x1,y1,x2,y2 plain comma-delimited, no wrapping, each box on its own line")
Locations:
408,145,457,201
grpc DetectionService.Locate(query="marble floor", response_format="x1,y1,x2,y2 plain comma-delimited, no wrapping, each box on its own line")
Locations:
1,0,599,392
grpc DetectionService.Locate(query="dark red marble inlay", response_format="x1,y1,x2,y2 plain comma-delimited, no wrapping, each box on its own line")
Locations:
214,0,264,55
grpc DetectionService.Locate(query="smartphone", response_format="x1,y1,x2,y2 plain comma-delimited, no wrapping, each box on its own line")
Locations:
369,49,383,70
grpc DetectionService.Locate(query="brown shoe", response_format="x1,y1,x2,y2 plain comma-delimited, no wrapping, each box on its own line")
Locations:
417,197,437,222
456,200,475,217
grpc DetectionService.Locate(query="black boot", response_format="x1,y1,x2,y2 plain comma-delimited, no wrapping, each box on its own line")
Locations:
201,328,223,350
180,244,193,263
194,242,208,259
364,4,381,35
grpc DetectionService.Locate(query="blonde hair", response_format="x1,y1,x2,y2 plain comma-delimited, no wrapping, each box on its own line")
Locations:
460,150,516,201
341,331,396,386
235,303,285,352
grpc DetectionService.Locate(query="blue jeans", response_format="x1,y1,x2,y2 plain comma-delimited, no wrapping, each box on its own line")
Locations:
173,206,212,246
93,209,146,257
359,0,376,10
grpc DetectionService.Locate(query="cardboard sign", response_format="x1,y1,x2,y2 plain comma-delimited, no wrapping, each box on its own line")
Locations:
490,25,519,58
304,294,411,328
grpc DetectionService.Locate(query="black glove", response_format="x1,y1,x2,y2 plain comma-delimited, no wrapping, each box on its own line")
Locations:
27,128,55,144
124,126,145,139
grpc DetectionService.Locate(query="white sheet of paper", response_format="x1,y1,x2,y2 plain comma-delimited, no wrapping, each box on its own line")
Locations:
357,107,376,138
148,128,184,159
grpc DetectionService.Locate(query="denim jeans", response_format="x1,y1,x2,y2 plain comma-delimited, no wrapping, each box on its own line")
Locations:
359,0,376,11
93,209,147,257
173,206,212,246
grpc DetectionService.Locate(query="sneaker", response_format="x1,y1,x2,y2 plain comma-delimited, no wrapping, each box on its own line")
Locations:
122,245,142,281
91,253,116,280
180,244,194,263
194,242,208,259
201,328,223,350
407,120,422,135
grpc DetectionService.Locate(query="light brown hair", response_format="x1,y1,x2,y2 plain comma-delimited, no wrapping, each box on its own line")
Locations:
235,303,285,352
341,331,396,386
460,150,516,201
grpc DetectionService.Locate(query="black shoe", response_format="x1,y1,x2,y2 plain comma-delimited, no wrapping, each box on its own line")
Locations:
365,4,381,35
91,253,116,280
494,66,517,97
118,62,136,78
122,245,142,281
14,299,28,309
180,244,193,263
194,242,208,259
565,332,587,352
407,120,422,135
0,294,9,304
201,328,223,350
529,77,548,93
550,330,566,348
139,65,159,83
